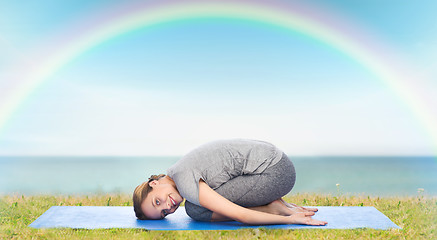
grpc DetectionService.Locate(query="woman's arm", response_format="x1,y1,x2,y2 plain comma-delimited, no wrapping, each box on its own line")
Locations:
198,180,327,225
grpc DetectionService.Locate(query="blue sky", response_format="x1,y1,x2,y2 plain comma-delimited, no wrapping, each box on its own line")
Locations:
0,0,436,156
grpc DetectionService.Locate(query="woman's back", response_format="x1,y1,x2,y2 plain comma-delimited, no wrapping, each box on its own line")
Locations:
167,139,283,205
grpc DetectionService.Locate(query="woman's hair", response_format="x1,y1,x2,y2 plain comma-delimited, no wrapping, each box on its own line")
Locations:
133,174,166,220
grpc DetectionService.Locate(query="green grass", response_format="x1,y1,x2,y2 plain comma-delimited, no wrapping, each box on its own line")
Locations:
1,193,435,239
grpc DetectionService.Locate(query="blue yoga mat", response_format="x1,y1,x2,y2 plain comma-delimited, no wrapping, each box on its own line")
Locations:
29,206,400,230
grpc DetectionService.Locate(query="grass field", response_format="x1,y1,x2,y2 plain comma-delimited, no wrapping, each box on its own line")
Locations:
1,193,435,239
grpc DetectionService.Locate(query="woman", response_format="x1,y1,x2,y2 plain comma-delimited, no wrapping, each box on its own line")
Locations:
133,139,327,226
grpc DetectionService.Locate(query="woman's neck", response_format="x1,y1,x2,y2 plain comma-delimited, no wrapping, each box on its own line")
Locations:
161,175,176,188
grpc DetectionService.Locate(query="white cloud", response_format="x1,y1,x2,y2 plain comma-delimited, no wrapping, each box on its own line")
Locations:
0,75,435,156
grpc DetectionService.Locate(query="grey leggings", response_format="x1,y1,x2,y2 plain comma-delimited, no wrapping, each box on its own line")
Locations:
185,153,296,221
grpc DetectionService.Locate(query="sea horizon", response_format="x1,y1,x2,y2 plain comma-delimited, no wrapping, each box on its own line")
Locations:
1,156,436,196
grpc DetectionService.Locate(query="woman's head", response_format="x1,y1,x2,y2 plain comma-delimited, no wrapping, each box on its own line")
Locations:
133,174,183,220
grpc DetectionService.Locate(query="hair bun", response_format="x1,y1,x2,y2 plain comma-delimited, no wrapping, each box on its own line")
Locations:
148,174,166,182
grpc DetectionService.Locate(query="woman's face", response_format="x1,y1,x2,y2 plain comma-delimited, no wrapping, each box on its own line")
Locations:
141,180,183,219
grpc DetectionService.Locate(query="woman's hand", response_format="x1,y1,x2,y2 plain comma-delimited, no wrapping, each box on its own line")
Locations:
287,212,327,226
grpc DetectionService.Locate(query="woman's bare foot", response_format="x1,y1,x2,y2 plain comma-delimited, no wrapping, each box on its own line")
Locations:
249,199,317,216
263,199,310,216
280,198,318,212
266,199,295,216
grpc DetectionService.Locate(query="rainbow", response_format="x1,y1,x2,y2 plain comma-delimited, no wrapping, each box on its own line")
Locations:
1,0,436,153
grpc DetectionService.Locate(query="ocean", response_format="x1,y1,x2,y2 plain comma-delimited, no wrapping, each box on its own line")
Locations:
1,156,436,196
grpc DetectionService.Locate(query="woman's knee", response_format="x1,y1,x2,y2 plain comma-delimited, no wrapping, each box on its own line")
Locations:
184,201,213,222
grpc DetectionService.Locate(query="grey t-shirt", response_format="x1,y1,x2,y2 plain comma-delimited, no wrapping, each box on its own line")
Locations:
167,139,283,206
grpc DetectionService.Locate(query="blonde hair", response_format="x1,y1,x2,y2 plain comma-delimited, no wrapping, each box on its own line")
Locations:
133,174,166,220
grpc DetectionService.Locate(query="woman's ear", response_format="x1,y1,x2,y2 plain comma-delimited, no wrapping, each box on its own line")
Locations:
148,180,159,187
